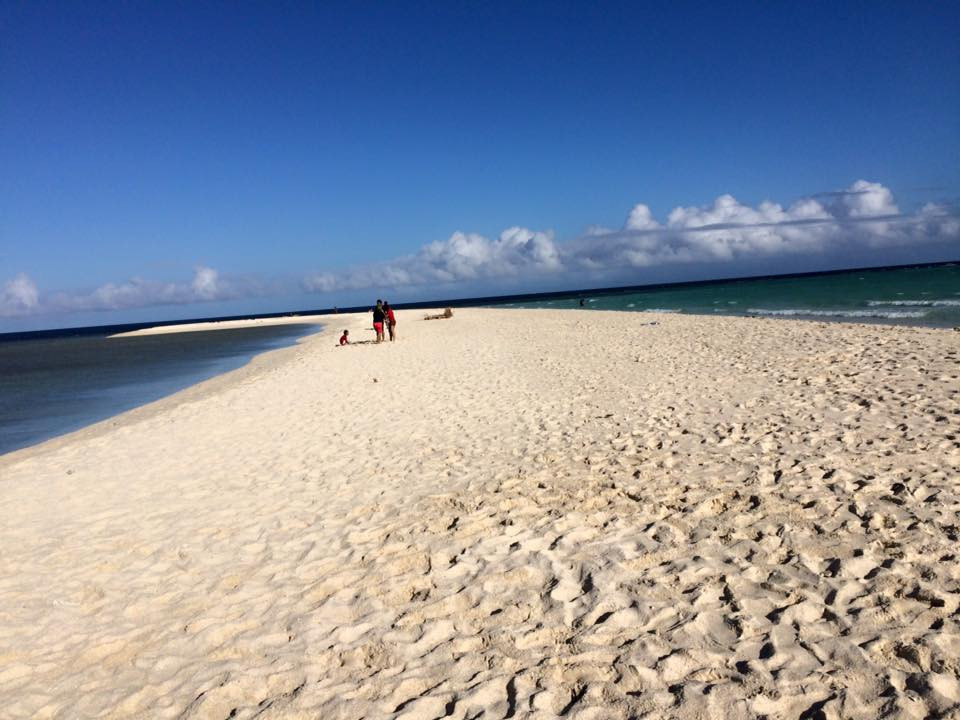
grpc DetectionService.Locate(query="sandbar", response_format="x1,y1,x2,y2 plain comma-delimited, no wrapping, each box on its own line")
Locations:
109,314,329,337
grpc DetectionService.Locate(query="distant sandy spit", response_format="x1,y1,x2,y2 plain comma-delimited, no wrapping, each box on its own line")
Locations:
1,309,958,719
109,314,331,337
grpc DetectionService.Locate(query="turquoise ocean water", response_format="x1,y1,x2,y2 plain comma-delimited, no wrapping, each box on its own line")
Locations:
498,263,960,327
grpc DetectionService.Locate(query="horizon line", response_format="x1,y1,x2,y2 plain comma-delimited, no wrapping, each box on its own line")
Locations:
2,258,956,342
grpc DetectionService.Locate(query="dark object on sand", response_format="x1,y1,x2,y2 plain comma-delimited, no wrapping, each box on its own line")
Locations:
425,308,454,320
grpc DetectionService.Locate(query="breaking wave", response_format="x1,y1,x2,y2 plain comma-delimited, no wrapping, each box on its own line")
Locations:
747,308,928,319
866,299,960,307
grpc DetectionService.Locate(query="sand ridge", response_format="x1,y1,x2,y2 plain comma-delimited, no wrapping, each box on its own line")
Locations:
1,308,958,719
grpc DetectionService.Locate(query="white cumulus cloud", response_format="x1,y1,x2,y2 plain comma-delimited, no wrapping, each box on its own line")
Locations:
50,266,234,312
625,203,661,231
0,266,267,319
0,273,40,316
567,179,957,270
831,179,898,217
303,226,561,293
191,265,221,300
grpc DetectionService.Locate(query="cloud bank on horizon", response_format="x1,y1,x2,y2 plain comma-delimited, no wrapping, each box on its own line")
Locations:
3,181,958,319
0,266,252,318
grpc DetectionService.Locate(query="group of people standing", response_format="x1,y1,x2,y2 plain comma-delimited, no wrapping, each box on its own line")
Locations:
337,299,398,346
372,299,397,343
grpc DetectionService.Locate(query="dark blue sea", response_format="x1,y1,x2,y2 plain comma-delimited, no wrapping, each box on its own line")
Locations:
0,323,319,456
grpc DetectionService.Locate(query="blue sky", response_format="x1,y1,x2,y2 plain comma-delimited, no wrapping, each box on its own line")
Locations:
2,1,959,330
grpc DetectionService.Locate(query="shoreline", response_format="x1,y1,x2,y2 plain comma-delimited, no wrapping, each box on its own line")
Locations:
2,308,455,465
3,307,956,467
1,309,958,718
3,306,955,466
0,316,340,467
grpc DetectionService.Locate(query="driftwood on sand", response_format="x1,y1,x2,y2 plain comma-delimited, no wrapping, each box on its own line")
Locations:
424,308,454,320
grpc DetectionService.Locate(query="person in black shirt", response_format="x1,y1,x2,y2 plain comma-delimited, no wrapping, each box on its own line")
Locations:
372,299,385,343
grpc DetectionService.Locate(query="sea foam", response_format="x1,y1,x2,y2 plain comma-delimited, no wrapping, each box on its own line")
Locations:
866,299,960,307
747,308,928,319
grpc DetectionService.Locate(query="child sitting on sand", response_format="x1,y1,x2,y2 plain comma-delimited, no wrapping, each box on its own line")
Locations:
339,330,349,345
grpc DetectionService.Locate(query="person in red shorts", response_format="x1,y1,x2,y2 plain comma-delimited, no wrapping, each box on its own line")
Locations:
384,301,397,341
372,300,385,343
339,330,349,345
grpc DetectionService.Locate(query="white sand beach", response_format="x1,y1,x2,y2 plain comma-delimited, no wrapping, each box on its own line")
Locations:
1,308,958,719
